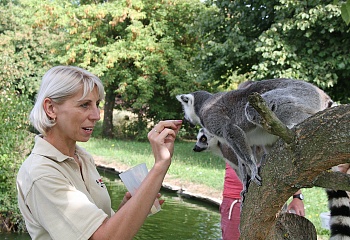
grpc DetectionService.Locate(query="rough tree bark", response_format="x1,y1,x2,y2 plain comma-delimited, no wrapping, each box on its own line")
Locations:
239,93,350,240
102,87,117,138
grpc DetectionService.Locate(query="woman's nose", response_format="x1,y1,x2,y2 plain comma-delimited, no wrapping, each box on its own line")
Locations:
90,106,101,121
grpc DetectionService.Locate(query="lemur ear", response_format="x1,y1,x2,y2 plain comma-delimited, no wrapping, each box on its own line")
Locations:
181,95,189,103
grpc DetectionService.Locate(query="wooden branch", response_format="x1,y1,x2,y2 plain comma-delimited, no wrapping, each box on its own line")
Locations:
268,213,317,240
313,171,350,190
239,104,350,240
248,92,294,144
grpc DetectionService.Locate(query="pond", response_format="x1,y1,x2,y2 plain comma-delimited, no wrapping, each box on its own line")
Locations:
1,168,222,240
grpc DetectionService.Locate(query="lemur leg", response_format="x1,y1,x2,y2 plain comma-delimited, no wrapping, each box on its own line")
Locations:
222,124,261,186
238,161,249,201
224,158,240,175
254,145,271,172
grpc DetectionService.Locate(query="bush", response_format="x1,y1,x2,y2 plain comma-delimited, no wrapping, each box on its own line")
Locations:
0,88,33,232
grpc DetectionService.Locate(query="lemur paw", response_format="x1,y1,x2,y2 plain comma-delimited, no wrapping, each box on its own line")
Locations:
253,174,262,186
250,166,262,186
240,189,247,203
259,153,268,167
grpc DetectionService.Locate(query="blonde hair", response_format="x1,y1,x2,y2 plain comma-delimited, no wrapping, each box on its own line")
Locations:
30,66,105,135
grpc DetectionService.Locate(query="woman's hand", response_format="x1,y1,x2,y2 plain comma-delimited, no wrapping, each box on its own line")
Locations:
337,163,350,174
147,120,182,167
117,192,164,210
117,192,132,210
287,198,305,216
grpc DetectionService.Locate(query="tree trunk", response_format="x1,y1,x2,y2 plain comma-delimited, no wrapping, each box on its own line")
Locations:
239,103,350,239
102,87,116,138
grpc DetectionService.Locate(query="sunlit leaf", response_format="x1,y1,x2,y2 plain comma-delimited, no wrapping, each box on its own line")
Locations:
341,0,350,25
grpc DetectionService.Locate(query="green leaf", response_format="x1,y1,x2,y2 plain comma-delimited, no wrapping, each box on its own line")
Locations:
341,0,350,25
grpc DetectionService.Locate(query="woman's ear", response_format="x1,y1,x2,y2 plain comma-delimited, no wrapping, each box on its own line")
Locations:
43,98,56,120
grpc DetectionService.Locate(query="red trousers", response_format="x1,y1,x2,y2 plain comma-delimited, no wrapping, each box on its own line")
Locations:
220,197,241,240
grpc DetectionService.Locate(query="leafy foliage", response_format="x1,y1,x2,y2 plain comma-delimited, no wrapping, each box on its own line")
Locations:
0,1,65,100
30,0,205,138
197,0,350,103
340,0,350,25
0,87,33,232
0,1,60,232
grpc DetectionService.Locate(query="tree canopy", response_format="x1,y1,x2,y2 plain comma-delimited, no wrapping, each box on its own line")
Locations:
28,0,204,138
2,0,349,138
197,0,350,103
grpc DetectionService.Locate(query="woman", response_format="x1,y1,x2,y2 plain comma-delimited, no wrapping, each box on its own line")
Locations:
16,65,182,240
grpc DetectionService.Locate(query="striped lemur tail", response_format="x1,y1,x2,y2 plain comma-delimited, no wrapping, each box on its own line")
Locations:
326,189,350,240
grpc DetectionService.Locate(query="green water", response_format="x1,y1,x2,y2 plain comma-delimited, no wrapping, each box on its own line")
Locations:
102,168,222,239
1,169,222,239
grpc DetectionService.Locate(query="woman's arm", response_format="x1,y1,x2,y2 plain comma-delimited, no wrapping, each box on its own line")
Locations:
90,120,182,240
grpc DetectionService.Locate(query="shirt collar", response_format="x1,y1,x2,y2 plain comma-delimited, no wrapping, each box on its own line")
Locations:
31,135,75,162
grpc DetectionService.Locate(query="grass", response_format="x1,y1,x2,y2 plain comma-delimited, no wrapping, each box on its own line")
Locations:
78,137,226,190
79,137,331,238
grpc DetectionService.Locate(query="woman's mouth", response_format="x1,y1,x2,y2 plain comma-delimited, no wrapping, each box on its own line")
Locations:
82,127,93,133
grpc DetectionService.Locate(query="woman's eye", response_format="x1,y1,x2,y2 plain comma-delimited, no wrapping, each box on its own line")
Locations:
81,103,89,108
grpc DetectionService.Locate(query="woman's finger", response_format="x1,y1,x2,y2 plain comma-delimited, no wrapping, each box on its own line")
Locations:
151,120,182,135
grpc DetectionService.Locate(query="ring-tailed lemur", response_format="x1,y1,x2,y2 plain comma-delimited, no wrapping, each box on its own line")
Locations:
176,79,333,189
193,128,266,196
326,165,350,240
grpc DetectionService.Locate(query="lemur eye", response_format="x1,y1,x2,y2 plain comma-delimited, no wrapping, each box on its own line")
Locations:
200,136,207,143
181,95,189,103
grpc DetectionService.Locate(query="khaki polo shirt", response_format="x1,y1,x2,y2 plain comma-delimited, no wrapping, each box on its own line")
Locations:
17,135,113,240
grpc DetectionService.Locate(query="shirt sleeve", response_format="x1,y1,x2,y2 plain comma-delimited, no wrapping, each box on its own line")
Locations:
26,175,108,240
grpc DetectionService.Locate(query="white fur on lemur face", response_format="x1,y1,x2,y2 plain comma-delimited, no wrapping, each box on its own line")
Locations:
176,94,201,126
193,128,209,152
193,128,222,156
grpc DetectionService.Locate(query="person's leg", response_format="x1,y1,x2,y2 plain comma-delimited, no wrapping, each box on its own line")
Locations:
220,197,241,240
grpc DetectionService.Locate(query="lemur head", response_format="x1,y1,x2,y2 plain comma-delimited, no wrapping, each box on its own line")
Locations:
193,128,209,152
193,128,220,155
176,91,212,127
176,93,201,127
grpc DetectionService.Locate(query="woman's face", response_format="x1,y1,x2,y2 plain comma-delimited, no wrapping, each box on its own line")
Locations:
52,86,101,143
